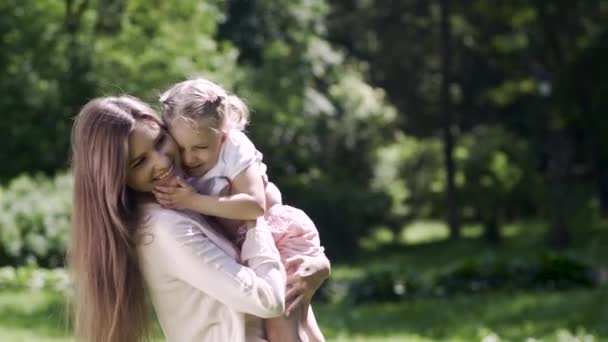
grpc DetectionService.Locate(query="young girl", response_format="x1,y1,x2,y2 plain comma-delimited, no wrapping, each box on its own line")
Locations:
153,78,329,342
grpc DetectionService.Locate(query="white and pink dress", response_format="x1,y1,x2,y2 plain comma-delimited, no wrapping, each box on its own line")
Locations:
191,129,326,272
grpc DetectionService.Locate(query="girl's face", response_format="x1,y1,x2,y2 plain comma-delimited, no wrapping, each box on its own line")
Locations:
168,117,225,178
126,119,182,192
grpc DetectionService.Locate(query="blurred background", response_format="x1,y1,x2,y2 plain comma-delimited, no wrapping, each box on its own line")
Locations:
1,0,607,341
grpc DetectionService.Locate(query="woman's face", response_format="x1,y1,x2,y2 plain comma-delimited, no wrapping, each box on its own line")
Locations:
126,119,182,192
168,118,224,178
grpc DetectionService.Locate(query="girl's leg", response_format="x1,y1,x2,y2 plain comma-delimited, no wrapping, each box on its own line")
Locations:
301,306,325,342
265,315,300,342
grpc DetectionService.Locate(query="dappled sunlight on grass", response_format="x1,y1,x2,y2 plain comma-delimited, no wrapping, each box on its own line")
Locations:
360,226,396,250
401,220,450,244
316,287,608,341
350,219,608,283
359,219,534,251
5,286,604,341
399,219,546,245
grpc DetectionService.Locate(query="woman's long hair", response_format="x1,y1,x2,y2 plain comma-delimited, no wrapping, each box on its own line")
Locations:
69,96,158,342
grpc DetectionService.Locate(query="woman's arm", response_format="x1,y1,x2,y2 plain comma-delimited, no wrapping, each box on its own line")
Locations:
146,212,285,318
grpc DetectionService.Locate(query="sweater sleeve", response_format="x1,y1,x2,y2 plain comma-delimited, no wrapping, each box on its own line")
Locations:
146,211,286,318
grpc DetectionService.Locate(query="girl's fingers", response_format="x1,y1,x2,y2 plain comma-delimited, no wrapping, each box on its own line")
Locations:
285,256,305,270
155,185,179,194
286,273,300,287
153,193,174,207
154,190,176,200
153,192,169,201
154,186,170,193
285,294,304,316
176,176,189,188
285,285,300,303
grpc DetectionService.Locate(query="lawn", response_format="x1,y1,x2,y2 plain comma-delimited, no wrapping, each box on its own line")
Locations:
1,220,607,341
0,287,606,341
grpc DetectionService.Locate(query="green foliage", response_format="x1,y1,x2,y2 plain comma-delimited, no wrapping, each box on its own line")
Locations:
0,267,70,293
93,0,242,101
373,134,444,221
337,253,597,304
0,0,87,180
0,173,72,267
2,0,608,259
457,125,541,221
373,126,540,226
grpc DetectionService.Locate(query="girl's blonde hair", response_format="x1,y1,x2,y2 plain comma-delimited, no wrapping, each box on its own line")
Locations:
159,78,250,132
70,96,158,342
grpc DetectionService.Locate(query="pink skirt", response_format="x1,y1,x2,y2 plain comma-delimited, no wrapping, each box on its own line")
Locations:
237,205,324,274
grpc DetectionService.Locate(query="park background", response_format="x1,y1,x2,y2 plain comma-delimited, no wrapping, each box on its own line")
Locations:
1,0,608,341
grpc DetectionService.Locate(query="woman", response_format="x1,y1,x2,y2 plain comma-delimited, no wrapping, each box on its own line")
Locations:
69,96,327,342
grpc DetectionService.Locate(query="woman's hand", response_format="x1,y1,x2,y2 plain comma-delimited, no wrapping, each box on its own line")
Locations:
284,255,331,319
153,177,197,210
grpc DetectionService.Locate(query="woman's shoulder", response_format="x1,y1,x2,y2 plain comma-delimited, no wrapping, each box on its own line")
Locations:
140,203,184,227
136,204,204,256
137,204,200,240
136,203,239,261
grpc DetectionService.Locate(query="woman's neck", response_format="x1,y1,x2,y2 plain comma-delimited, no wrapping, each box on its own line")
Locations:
135,191,157,205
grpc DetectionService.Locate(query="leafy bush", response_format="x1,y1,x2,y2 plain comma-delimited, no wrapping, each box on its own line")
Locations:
342,253,598,304
0,173,72,267
0,266,70,293
346,268,418,304
435,253,596,294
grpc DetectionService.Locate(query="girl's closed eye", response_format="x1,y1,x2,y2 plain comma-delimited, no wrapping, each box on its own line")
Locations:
195,146,209,150
155,131,167,148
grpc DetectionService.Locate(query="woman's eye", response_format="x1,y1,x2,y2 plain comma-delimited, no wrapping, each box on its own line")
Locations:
133,158,145,168
195,146,209,150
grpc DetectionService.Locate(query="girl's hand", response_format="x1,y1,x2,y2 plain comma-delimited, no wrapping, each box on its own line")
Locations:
153,177,197,210
284,255,331,319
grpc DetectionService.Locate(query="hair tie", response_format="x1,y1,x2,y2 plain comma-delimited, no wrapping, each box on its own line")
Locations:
211,95,224,108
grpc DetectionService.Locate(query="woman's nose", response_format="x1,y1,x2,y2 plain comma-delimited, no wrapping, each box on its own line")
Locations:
152,150,171,172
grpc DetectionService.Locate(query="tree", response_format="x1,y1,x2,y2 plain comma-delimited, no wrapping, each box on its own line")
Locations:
439,0,461,239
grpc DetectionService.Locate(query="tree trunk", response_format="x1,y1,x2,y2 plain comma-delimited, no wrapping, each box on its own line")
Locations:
440,0,460,239
483,213,501,244
535,0,571,248
547,131,571,249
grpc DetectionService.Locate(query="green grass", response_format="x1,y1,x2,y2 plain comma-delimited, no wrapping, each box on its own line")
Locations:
0,287,606,341
2,220,608,341
352,219,608,283
0,290,71,342
317,288,608,341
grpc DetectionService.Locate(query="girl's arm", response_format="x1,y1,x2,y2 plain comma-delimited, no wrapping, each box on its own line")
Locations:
265,181,283,208
154,162,267,221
